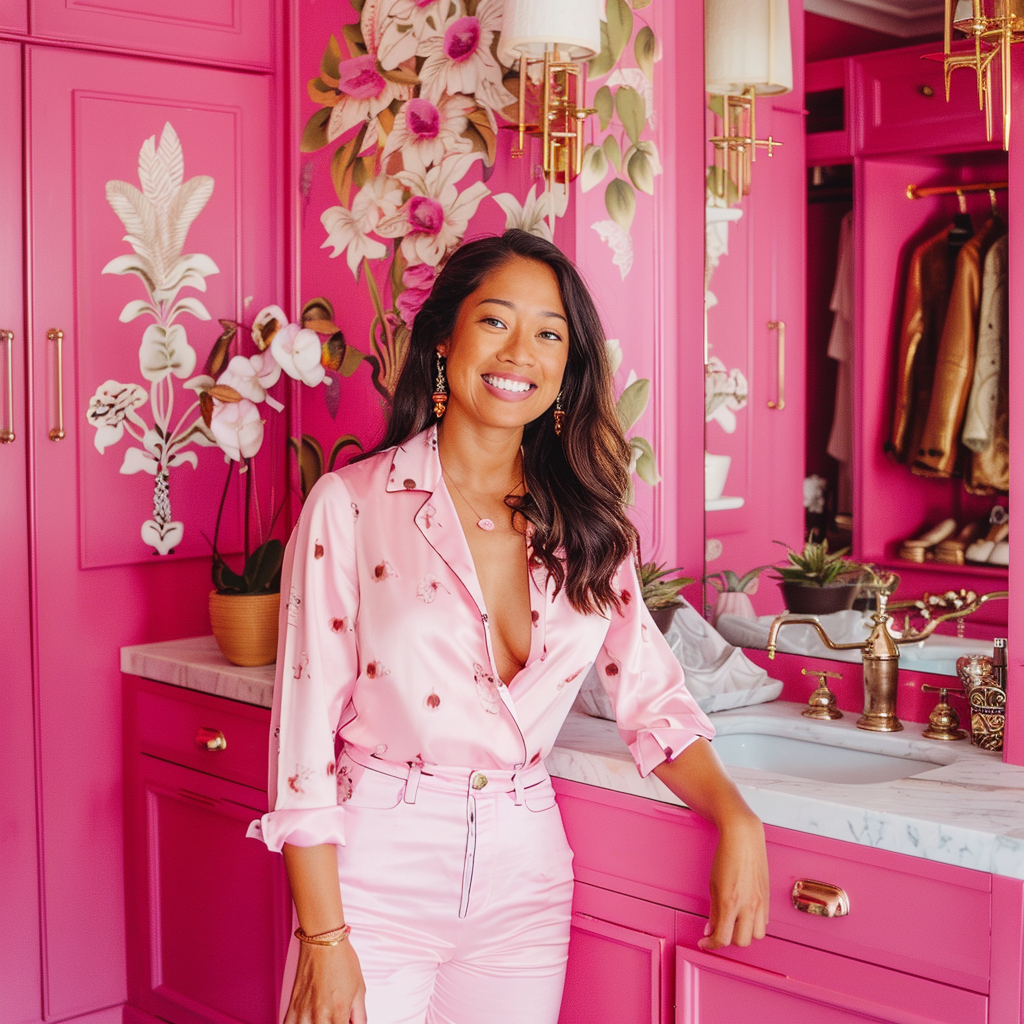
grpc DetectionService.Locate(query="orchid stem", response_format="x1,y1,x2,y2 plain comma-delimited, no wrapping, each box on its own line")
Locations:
244,456,252,563
212,458,233,561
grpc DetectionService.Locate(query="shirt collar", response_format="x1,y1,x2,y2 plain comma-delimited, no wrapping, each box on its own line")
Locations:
386,424,441,493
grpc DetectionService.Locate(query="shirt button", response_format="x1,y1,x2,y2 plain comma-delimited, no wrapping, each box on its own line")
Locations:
471,773,488,790
403,478,416,489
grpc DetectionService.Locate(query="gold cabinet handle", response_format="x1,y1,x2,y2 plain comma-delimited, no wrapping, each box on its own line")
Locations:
791,879,850,918
767,320,786,411
0,329,14,444
195,726,227,752
47,329,65,441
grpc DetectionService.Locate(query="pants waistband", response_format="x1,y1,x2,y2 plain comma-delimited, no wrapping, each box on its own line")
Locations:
342,745,550,804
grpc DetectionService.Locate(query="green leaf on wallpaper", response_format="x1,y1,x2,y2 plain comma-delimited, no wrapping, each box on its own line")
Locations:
339,345,365,378
617,377,650,432
706,166,742,206
588,21,614,78
290,435,324,500
594,85,614,131
628,147,654,194
602,133,622,172
635,26,656,82
328,434,364,472
605,177,636,230
616,86,646,146
631,0,652,8
707,94,725,118
321,35,342,81
606,0,633,64
300,108,332,153
581,144,609,193
330,123,368,203
632,437,661,486
342,22,368,58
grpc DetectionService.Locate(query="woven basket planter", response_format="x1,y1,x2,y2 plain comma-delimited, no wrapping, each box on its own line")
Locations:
209,590,280,667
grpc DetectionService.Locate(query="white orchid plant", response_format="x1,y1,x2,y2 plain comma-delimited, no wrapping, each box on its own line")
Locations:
89,122,326,580
606,338,659,504
704,356,748,434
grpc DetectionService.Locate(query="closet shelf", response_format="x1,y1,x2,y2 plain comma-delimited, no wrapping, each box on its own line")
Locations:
705,496,745,512
866,556,1009,582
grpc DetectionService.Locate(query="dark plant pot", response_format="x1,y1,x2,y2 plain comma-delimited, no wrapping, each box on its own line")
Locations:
648,606,678,634
780,581,859,616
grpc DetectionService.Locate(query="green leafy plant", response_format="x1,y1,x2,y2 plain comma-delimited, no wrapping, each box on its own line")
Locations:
772,538,863,589
706,565,772,595
640,561,694,611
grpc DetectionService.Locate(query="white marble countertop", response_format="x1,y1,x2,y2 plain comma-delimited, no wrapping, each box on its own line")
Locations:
122,636,1024,880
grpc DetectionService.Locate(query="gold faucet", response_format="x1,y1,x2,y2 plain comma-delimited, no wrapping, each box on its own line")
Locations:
766,574,1008,733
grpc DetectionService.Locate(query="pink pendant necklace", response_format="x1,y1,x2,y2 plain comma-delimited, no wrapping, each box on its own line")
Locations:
443,470,496,531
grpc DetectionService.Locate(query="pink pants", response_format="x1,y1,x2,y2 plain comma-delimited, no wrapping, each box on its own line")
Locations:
279,748,575,1024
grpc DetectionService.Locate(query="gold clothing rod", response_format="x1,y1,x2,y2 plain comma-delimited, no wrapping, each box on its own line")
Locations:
907,180,1008,199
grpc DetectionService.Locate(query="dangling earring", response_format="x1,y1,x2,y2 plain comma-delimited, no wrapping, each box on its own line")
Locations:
432,353,448,419
553,391,565,436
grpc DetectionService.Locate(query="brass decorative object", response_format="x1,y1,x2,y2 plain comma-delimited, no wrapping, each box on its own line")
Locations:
767,575,1008,734
0,329,14,444
937,0,1024,149
800,668,843,720
709,88,783,197
791,879,850,918
920,684,967,740
956,654,1006,751
47,329,65,441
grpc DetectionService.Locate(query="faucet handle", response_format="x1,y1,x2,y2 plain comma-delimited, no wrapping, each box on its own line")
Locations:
920,684,967,741
800,668,843,721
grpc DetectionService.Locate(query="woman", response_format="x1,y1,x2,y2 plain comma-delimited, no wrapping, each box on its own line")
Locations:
248,230,769,1024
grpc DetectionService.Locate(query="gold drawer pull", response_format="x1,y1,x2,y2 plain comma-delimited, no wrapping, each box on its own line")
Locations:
792,879,850,918
195,726,227,751
47,329,65,441
767,320,786,410
0,329,14,444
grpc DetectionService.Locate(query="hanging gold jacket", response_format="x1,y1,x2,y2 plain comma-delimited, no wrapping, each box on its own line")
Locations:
888,227,954,464
913,217,1004,478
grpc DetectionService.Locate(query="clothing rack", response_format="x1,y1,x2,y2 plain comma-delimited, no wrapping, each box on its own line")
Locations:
906,180,1008,200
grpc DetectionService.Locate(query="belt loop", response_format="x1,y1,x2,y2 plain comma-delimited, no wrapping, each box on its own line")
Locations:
512,771,525,806
404,762,422,804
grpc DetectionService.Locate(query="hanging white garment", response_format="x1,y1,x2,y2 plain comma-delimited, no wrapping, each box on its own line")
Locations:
962,232,1008,453
826,211,855,510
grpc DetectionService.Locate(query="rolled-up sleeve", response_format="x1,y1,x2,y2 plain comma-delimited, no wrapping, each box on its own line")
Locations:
594,558,715,777
247,473,360,852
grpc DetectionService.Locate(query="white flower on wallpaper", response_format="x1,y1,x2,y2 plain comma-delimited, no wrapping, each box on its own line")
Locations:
492,183,569,243
591,220,634,279
381,94,476,175
89,122,220,555
321,173,403,278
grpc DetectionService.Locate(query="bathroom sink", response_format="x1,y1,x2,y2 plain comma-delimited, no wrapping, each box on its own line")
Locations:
712,732,944,784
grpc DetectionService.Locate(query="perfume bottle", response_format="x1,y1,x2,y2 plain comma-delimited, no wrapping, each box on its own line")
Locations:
957,651,1004,753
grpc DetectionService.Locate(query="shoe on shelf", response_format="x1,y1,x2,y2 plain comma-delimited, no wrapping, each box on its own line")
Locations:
933,521,983,565
898,517,958,563
965,522,1010,565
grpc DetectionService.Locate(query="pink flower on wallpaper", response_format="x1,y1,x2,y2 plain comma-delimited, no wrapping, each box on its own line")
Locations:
326,54,412,151
372,0,452,70
418,0,514,117
396,262,436,325
337,54,387,99
377,152,490,267
381,94,474,175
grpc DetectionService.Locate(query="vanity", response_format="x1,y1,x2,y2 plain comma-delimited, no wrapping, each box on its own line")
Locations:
120,639,1024,1024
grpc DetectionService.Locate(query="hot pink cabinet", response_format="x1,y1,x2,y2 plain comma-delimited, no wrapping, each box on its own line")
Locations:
2,40,279,1023
29,0,273,68
0,0,27,32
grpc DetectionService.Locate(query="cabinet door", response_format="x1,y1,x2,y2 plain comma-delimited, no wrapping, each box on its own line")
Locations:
0,0,27,32
26,47,279,1019
30,0,272,69
0,39,42,1024
130,755,290,1024
559,884,674,1024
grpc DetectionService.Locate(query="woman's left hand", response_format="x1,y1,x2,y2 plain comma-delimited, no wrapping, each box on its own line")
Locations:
699,812,769,950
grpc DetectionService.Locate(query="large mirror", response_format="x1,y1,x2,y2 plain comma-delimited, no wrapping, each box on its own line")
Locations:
701,7,1010,680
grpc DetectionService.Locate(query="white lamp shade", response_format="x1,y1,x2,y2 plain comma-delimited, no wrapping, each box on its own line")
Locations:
705,0,794,96
499,0,602,63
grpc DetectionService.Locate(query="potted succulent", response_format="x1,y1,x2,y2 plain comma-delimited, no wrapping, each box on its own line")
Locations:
202,305,327,666
640,562,694,634
706,565,772,625
772,537,864,616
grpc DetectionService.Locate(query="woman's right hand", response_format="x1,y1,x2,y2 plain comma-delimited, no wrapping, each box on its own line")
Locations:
285,941,367,1024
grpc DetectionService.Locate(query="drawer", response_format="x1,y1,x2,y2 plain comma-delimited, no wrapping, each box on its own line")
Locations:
134,679,271,791
554,779,991,992
856,44,1000,155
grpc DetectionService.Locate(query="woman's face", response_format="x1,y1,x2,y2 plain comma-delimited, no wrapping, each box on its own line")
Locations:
438,256,569,431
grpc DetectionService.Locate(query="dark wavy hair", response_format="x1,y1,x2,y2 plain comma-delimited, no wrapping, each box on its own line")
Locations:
369,229,638,614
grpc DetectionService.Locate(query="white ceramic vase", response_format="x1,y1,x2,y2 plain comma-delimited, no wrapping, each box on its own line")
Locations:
704,452,731,502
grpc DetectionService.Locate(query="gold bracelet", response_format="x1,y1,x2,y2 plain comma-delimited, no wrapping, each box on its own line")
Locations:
295,924,351,946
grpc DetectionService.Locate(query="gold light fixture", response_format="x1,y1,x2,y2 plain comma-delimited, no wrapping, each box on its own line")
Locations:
704,0,793,197
500,0,601,185
940,0,1024,150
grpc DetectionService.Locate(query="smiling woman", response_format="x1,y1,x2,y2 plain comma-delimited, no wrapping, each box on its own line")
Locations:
256,230,769,1024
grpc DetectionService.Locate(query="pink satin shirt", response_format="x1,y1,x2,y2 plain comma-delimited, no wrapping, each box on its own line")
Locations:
248,426,714,852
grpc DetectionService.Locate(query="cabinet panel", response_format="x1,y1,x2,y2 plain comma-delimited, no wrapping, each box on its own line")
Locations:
857,45,1000,156
131,754,289,1024
30,0,272,69
26,46,279,1019
0,39,42,1024
559,884,674,1024
0,0,27,32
